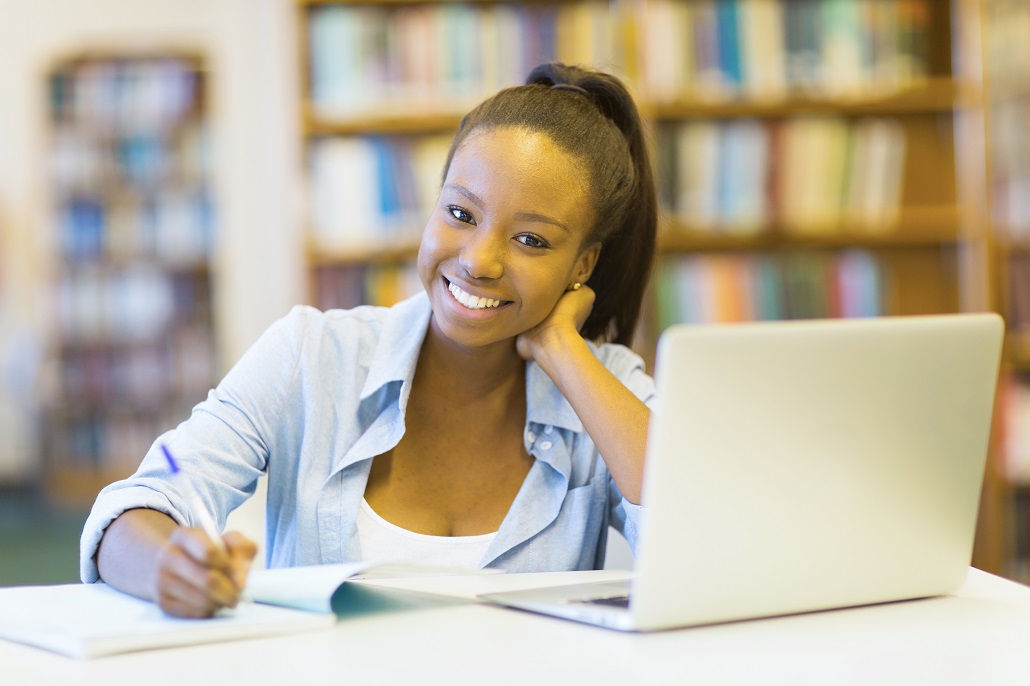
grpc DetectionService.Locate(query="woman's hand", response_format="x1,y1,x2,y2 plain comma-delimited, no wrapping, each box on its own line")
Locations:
152,528,257,618
516,284,595,362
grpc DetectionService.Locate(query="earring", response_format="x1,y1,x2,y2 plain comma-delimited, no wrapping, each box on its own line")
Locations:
571,282,582,291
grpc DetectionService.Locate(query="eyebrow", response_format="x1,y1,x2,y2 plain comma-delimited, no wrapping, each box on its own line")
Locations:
443,183,570,234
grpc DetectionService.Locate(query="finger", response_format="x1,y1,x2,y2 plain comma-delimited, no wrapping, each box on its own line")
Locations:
155,576,219,618
222,531,258,589
159,543,240,608
171,526,232,572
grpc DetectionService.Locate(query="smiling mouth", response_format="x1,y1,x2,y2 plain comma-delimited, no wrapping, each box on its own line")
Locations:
446,279,510,310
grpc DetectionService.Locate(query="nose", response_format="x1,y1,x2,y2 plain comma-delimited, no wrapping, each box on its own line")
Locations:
457,228,504,280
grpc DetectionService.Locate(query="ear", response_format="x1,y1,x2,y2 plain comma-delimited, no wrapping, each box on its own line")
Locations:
573,242,602,286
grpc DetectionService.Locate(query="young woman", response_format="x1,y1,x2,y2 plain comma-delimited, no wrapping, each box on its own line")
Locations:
81,62,659,618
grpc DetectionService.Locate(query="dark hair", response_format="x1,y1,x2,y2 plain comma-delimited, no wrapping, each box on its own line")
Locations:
441,63,658,347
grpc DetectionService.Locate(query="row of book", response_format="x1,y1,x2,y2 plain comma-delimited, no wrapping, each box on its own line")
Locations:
639,0,931,102
45,408,191,474
1000,374,1030,485
990,97,1030,237
1009,254,1030,333
55,326,215,409
50,122,209,193
985,0,1030,90
49,58,200,133
312,263,423,312
55,265,209,343
660,116,906,233
308,135,451,251
656,250,882,327
311,250,884,326
56,189,214,266
307,1,616,118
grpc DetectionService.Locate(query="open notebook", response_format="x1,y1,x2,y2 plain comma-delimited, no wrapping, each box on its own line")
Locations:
0,562,497,658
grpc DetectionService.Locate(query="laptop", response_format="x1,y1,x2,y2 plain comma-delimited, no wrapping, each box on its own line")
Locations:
479,313,1004,631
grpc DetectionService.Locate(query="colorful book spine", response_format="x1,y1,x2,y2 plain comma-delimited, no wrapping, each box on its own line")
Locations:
308,1,616,118
665,115,907,233
308,134,452,252
637,0,932,101
657,250,882,329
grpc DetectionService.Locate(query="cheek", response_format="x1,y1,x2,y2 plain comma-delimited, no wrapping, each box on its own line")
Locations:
417,223,446,273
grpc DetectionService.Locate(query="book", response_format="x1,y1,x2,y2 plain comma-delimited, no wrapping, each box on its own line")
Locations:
243,561,500,614
0,582,335,659
0,562,503,659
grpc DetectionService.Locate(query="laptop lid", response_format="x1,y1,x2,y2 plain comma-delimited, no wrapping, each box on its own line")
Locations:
631,313,1003,630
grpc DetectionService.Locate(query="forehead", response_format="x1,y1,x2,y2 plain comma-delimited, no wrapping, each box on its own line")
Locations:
446,127,593,226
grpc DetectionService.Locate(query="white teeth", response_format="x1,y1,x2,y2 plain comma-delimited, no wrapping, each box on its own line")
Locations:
448,282,504,310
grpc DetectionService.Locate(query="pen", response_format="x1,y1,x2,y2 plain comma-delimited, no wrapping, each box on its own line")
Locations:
160,443,227,552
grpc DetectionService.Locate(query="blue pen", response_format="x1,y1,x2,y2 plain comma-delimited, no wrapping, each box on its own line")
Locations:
160,443,227,552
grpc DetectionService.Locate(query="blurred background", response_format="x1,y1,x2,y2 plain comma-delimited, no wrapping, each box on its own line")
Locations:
1,0,1029,586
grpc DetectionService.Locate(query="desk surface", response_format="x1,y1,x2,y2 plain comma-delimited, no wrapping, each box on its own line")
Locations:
5,568,1030,685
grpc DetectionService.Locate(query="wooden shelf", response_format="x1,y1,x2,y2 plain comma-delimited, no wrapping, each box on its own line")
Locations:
658,207,963,253
303,103,462,137
646,78,977,120
299,0,563,6
308,241,420,267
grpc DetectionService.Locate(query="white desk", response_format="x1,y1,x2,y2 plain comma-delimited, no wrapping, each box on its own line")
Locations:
4,568,1030,685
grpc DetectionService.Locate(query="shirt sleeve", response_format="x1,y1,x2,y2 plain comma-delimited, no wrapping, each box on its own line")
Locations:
79,306,311,583
594,343,656,555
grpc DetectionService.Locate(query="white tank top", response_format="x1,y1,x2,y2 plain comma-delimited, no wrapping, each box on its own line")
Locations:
356,498,497,569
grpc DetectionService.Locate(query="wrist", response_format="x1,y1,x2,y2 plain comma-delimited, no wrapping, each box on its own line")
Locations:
531,327,591,379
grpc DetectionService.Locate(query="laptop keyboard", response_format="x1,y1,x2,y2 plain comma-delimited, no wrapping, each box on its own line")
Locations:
575,594,631,609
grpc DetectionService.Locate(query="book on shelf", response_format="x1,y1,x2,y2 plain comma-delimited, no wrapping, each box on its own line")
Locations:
656,250,882,329
308,135,450,253
636,0,931,102
664,115,907,234
313,263,422,312
1009,254,1030,334
1000,374,1030,485
307,1,615,119
990,97,1030,236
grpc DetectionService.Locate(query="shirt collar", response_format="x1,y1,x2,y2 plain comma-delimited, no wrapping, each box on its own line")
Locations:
358,291,432,407
525,357,585,434
358,290,586,435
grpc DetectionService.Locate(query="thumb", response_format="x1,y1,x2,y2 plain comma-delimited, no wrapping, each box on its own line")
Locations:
221,530,258,588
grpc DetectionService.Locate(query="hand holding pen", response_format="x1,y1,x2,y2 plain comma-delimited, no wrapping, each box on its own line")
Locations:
152,444,258,618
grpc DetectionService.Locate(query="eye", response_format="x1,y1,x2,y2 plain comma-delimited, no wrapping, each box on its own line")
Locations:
514,233,550,249
447,205,475,224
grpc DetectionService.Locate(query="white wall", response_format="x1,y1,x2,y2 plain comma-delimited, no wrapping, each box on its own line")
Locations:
0,0,303,538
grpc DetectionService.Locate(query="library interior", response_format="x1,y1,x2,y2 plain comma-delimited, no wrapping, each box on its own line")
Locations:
0,0,1029,592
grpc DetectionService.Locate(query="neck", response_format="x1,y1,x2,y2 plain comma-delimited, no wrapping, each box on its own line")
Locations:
417,317,526,404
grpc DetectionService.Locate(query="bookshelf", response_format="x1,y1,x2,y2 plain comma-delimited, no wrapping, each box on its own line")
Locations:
296,0,1019,576
984,0,1030,583
40,55,218,508
298,0,623,308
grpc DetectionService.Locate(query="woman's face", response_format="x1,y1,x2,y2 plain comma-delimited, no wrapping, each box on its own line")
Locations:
417,126,599,351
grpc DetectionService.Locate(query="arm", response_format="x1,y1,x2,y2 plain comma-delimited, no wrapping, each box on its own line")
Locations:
517,287,651,503
96,508,256,618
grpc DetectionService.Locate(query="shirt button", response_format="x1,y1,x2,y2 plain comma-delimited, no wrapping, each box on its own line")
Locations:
543,425,554,434
539,441,553,451
527,432,536,444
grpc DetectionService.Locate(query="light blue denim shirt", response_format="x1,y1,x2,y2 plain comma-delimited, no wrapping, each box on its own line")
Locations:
80,292,655,583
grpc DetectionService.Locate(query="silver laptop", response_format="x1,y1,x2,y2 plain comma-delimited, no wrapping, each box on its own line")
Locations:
480,313,1004,631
